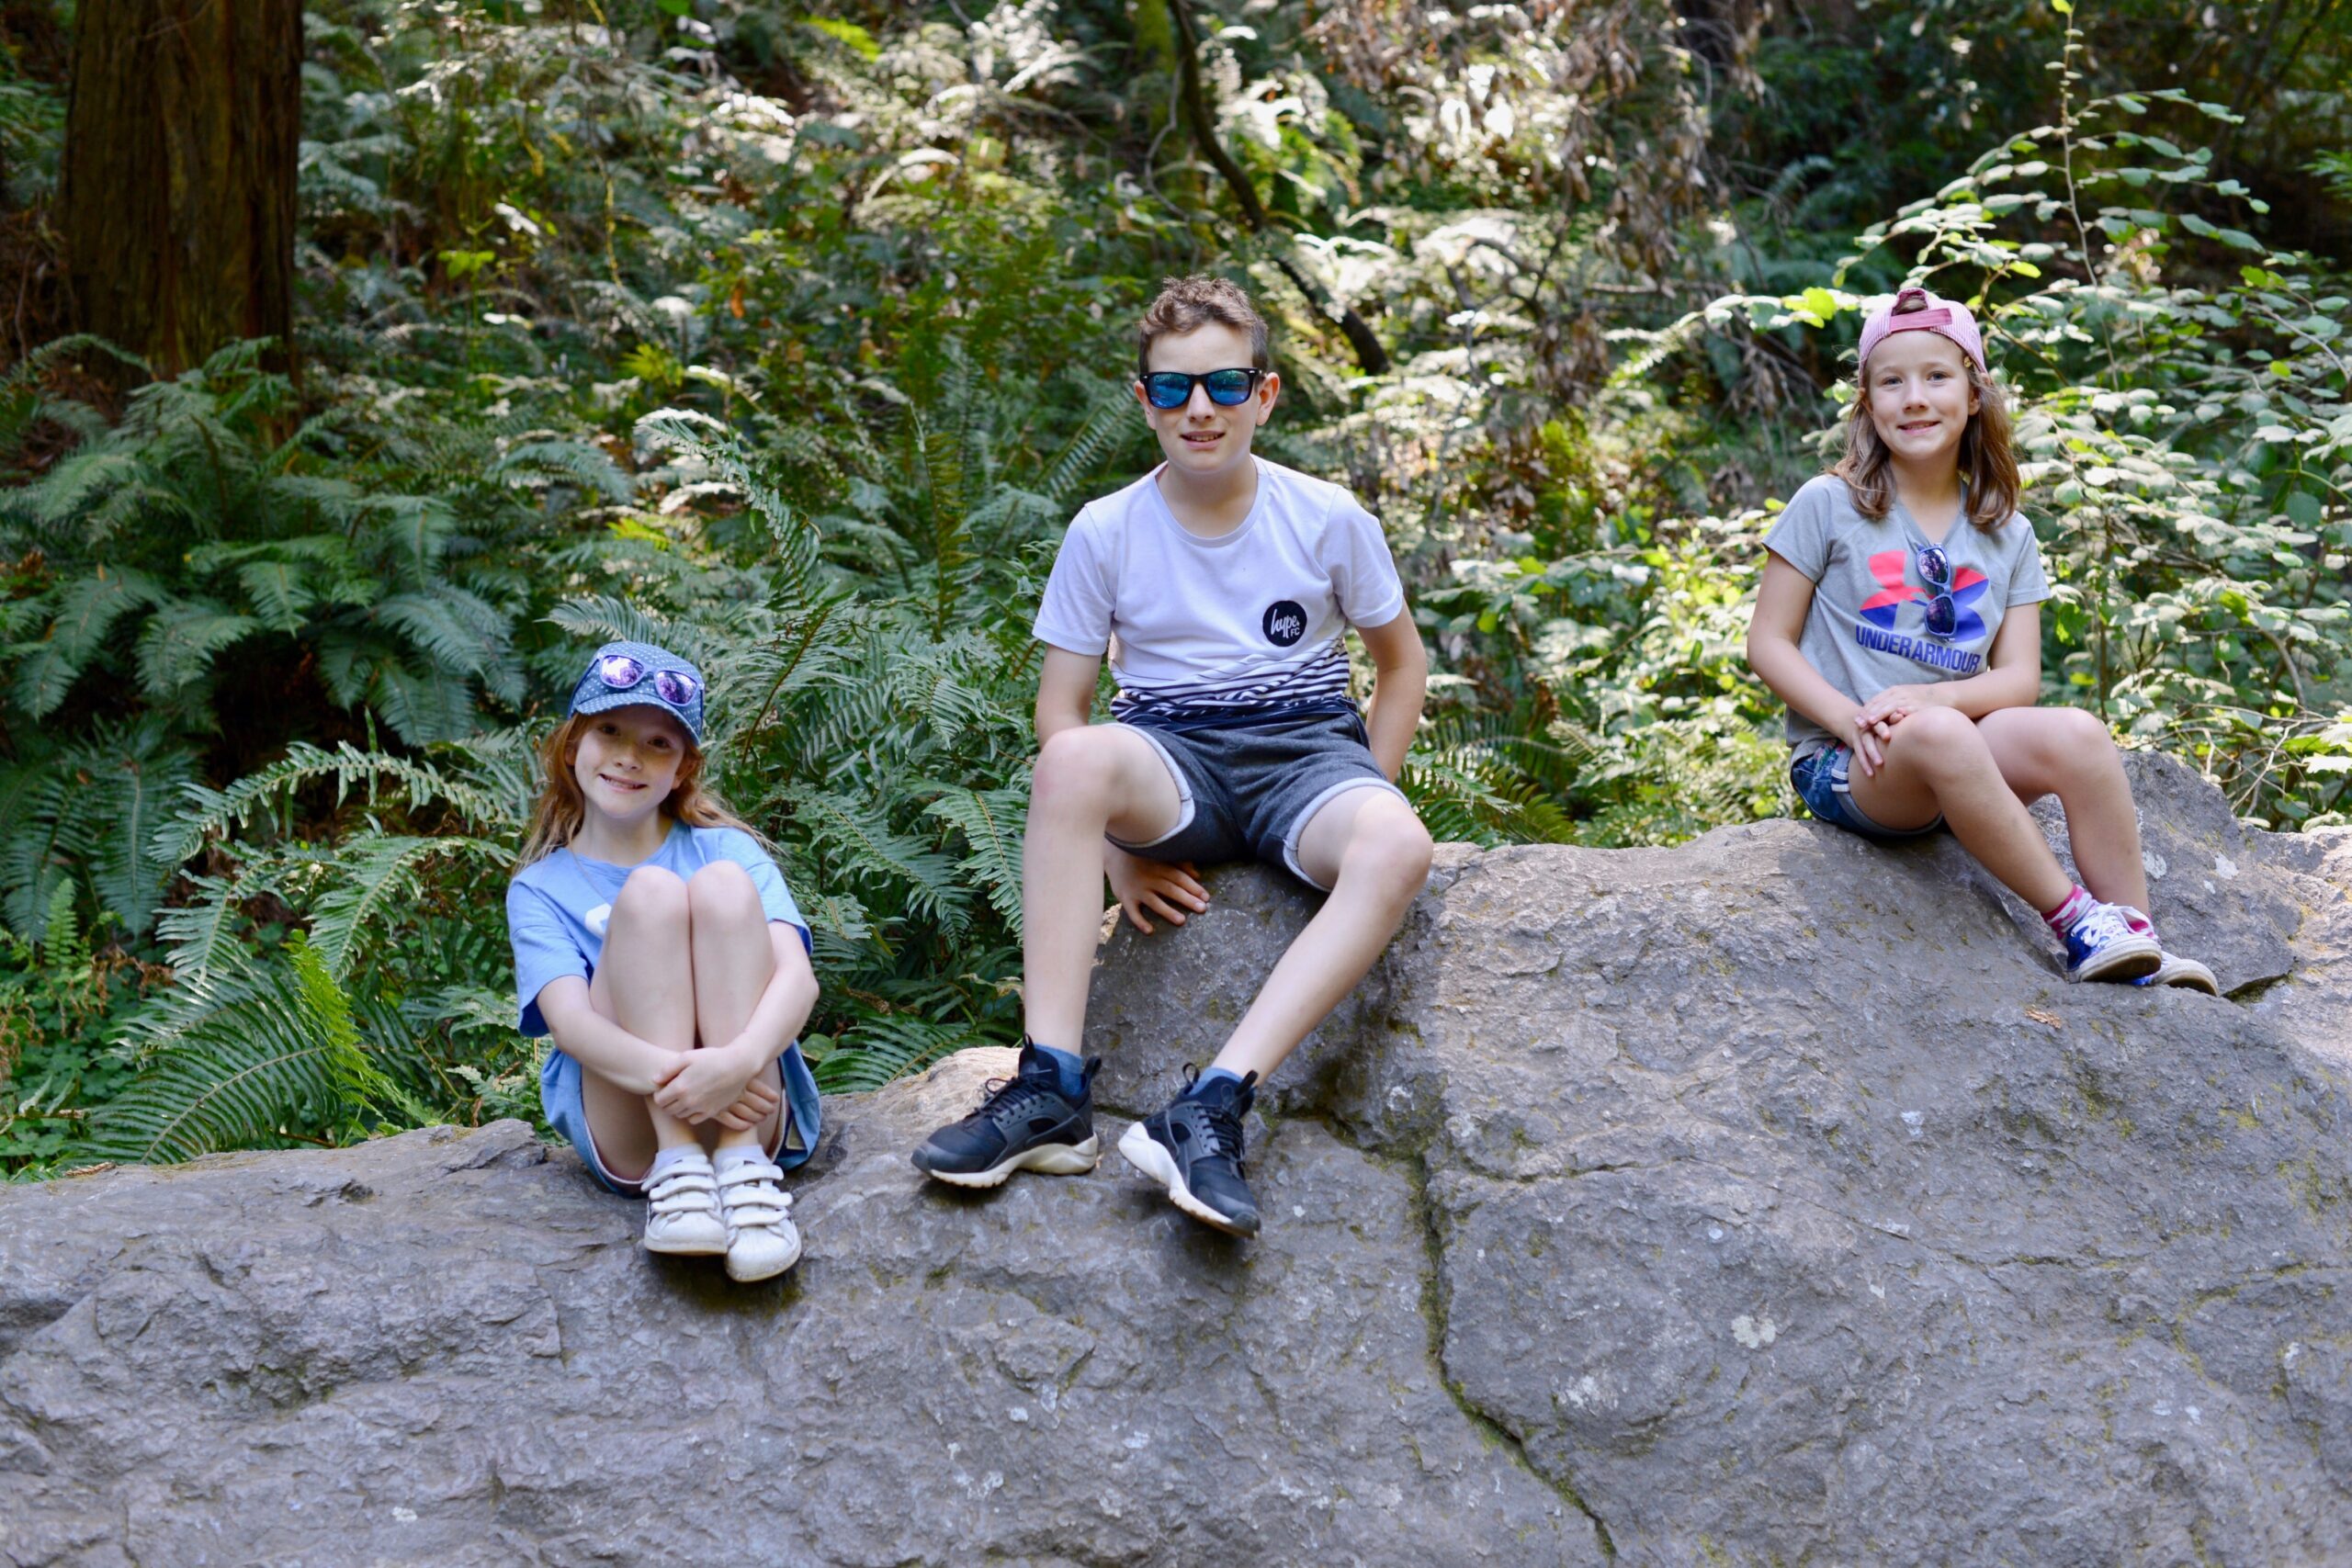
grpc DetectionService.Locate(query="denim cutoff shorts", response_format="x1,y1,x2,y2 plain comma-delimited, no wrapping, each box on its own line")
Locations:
1791,743,1945,844
1114,709,1408,891
541,1030,823,1198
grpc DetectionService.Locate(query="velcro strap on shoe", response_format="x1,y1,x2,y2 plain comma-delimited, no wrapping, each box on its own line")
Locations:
646,1169,718,1214
718,1161,790,1224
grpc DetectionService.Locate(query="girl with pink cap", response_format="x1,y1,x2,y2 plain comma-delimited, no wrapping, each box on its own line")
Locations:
1745,287,2217,992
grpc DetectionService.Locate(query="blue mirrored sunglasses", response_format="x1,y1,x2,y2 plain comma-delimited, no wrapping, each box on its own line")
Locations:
594,652,701,708
1914,542,1960,639
1140,367,1265,410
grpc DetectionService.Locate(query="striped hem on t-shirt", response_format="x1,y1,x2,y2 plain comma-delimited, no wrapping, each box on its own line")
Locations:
1110,638,1353,727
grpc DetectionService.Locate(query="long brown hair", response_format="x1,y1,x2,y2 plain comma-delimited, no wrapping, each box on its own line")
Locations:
1831,354,2022,531
515,712,754,868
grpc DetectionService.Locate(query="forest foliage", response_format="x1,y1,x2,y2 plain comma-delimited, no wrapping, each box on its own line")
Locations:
0,0,2346,1171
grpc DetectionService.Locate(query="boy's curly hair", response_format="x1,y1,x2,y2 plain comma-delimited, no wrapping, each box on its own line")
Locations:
1136,275,1270,378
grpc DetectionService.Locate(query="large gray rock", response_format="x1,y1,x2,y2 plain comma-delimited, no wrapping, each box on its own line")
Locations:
1087,760,2352,1565
0,1086,1593,1567
4,760,2348,1566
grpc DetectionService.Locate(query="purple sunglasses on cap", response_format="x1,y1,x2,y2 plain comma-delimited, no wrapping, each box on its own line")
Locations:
591,651,700,707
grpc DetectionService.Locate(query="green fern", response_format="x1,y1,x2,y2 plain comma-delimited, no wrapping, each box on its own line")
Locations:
85,937,391,1165
813,1014,991,1093
925,786,1027,933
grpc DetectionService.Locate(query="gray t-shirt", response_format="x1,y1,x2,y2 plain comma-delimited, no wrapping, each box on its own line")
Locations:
1762,474,2051,760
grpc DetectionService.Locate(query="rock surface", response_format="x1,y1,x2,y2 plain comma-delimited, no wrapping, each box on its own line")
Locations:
5,753,2350,1566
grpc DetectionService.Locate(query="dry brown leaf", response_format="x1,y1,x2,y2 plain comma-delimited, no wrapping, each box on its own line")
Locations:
2024,1007,2064,1030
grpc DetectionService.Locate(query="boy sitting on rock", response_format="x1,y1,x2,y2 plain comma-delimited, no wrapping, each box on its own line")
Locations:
910,276,1433,1235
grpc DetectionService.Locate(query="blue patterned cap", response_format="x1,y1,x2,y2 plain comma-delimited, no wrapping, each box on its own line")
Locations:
566,640,706,743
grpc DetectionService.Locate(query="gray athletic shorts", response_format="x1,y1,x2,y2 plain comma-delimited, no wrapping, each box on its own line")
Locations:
1109,709,1408,891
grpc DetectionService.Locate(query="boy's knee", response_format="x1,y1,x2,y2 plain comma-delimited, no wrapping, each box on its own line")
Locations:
1034,727,1128,802
686,860,763,921
1344,805,1435,901
615,865,689,921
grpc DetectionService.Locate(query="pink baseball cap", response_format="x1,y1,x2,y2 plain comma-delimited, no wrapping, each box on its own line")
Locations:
1856,286,1985,373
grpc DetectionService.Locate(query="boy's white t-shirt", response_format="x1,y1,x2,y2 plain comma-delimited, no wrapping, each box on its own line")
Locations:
1032,458,1407,727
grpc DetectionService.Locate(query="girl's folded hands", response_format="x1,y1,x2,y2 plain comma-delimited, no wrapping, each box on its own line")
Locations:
653,1040,769,1124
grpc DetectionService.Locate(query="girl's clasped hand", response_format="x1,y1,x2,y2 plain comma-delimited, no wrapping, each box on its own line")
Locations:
1845,684,1947,776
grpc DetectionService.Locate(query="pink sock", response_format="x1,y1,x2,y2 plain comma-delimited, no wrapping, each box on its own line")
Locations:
2120,908,2154,938
2041,886,2092,937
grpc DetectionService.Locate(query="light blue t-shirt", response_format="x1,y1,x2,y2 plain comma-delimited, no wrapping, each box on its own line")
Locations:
508,821,823,1172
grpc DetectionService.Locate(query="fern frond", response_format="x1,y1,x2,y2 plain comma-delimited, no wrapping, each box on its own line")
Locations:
491,436,637,504
812,1014,992,1093
925,785,1027,932
303,833,436,980
1036,378,1138,506
133,601,261,696
86,939,382,1165
795,788,971,931
158,740,517,864
82,718,201,936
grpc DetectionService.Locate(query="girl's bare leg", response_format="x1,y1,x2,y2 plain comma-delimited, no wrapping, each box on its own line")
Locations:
1976,706,2151,911
686,862,784,1156
1847,705,2075,911
582,865,699,1184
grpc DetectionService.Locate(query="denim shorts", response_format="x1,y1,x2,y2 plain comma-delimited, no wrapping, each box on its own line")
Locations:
540,1034,823,1198
1113,709,1408,891
1791,744,1944,844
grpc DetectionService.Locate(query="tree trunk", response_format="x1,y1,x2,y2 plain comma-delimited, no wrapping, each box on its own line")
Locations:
61,0,301,378
1165,0,1389,377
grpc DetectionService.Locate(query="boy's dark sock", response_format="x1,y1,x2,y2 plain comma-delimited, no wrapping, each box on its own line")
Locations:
1185,1066,1246,1100
1031,1042,1091,1102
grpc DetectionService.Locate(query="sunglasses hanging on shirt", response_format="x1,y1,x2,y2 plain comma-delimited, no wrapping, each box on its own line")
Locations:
1139,367,1266,410
1912,541,1961,640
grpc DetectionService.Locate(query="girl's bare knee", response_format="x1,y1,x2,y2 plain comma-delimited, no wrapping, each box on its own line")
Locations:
1892,706,1988,775
686,860,763,924
615,865,689,922
2051,706,2118,771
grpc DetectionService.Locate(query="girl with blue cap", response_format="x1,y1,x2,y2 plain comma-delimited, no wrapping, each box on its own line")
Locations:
506,640,823,1280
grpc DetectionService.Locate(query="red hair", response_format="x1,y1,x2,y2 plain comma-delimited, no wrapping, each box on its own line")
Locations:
516,713,753,867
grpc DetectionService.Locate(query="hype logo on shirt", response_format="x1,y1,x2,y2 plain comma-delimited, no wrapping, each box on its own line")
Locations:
1859,548,1989,641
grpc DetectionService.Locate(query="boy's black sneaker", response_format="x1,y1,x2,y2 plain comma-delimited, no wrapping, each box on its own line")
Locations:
1116,1066,1261,1236
910,1042,1102,1188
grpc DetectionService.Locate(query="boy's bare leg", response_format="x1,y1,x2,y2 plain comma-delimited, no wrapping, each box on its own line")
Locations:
1206,787,1434,1083
1975,707,2151,911
1023,725,1186,1047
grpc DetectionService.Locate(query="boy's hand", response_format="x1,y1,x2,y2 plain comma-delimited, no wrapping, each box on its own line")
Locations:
1106,845,1208,934
652,1041,763,1123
